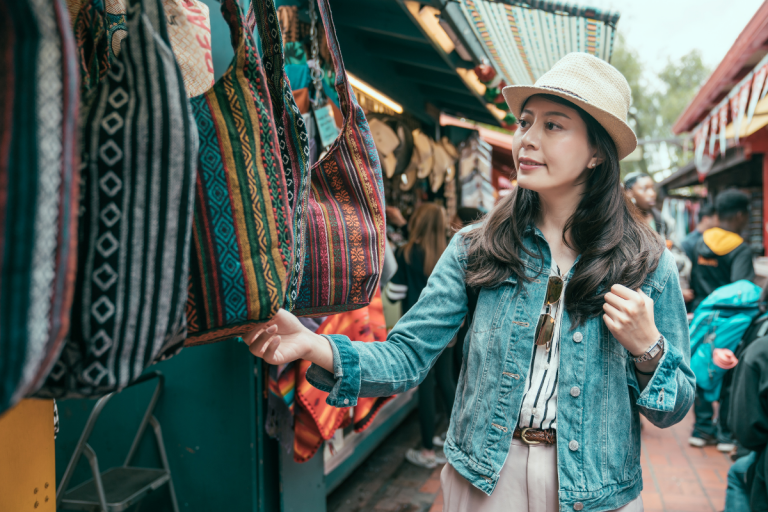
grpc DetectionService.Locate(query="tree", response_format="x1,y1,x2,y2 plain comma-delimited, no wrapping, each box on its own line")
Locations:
611,34,710,181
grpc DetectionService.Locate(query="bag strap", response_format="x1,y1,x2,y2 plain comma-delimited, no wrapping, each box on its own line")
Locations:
217,0,247,57
245,0,288,114
314,0,353,127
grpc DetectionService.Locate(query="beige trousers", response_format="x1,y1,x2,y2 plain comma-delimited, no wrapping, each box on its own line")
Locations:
441,438,644,512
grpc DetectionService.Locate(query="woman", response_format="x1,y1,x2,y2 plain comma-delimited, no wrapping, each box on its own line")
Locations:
387,203,456,468
245,53,694,512
624,172,667,239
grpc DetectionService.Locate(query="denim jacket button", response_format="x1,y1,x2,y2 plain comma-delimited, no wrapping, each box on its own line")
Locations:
344,399,349,405
573,332,583,343
573,502,584,511
570,386,580,397
569,440,579,451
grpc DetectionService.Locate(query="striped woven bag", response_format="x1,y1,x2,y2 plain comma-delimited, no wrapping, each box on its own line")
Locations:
292,0,386,317
184,0,294,346
0,0,79,414
38,0,197,399
246,0,311,312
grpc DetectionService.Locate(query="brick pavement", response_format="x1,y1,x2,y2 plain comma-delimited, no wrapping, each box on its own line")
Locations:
329,409,735,512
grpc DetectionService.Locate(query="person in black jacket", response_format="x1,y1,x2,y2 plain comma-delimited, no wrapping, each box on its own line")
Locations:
728,335,768,511
689,189,756,451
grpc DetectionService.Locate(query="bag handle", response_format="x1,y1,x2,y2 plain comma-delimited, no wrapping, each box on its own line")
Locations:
245,0,289,115
217,0,247,57
313,0,353,126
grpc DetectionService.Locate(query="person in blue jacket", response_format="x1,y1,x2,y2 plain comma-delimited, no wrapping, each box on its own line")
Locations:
244,53,694,512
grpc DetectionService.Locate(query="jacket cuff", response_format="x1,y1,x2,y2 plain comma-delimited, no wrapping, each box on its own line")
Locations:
634,335,680,412
305,334,361,407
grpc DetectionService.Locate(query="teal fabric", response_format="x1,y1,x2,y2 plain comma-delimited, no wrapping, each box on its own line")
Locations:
308,224,695,509
689,279,761,401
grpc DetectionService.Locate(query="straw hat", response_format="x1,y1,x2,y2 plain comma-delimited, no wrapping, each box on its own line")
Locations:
368,118,400,178
501,52,637,161
413,130,434,179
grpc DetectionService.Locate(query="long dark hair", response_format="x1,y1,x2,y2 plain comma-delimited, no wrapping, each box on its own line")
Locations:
463,94,663,326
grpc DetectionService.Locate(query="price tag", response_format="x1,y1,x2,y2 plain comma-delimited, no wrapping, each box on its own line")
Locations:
313,104,340,149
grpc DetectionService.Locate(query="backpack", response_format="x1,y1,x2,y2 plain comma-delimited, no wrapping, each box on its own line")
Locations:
689,280,762,402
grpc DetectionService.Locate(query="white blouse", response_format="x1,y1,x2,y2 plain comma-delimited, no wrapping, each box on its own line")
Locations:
517,263,566,430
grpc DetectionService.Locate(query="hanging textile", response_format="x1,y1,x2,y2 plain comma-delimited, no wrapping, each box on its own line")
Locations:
293,290,393,462
162,0,214,98
184,0,294,346
246,0,311,312
292,0,386,317
39,0,197,399
0,0,80,414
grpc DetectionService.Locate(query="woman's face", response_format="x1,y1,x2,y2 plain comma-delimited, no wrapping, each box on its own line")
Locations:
512,96,597,194
627,177,656,212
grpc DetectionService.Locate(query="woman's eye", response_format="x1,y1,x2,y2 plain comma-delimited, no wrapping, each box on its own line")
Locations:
519,119,529,128
545,122,559,130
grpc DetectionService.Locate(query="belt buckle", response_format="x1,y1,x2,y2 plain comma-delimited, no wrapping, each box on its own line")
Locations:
520,427,541,445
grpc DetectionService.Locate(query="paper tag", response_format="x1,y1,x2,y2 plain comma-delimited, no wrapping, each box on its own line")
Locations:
314,104,340,149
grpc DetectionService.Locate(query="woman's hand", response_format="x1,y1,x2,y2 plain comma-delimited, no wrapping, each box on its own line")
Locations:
243,309,334,372
602,284,661,357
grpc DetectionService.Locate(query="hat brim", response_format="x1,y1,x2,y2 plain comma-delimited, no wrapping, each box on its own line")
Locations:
502,85,638,161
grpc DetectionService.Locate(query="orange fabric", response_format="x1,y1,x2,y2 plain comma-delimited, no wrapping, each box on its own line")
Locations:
292,87,310,114
293,290,394,462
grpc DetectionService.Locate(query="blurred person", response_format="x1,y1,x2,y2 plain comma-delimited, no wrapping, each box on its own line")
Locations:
244,53,693,512
689,189,756,451
727,334,768,511
682,202,718,264
624,172,667,239
386,203,456,468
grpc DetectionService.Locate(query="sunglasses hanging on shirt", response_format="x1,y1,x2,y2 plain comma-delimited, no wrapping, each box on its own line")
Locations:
534,275,564,352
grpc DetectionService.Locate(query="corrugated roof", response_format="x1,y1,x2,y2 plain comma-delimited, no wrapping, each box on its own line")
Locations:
458,0,620,85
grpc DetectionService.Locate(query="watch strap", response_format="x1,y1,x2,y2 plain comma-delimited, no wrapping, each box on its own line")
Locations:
631,335,664,364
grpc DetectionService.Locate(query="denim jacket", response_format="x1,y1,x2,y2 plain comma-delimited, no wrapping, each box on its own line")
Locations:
308,225,695,512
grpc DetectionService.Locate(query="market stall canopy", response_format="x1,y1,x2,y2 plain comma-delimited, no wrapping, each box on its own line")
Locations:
318,0,620,128
452,0,619,85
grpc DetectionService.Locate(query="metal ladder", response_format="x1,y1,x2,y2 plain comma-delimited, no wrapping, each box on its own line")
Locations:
57,371,180,512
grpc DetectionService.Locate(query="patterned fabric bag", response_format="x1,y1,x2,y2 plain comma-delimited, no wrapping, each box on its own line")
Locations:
246,0,311,312
38,0,197,399
292,0,386,317
162,0,214,98
184,0,294,346
0,0,80,414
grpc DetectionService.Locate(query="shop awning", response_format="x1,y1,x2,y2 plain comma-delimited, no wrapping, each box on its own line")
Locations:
451,0,620,85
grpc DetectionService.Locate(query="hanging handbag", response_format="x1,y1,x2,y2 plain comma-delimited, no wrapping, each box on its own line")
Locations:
38,0,197,399
184,0,295,346
292,0,386,317
162,0,214,98
246,0,311,312
0,0,80,414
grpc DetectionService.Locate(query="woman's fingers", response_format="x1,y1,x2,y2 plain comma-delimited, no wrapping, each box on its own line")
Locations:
604,292,626,311
610,284,638,301
602,302,627,324
262,335,283,362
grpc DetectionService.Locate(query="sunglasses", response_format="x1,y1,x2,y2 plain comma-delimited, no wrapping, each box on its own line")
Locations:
534,275,564,352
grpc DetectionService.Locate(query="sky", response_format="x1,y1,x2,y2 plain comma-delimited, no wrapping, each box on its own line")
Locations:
584,0,765,85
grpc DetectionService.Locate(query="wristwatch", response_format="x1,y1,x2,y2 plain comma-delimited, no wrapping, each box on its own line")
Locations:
630,335,665,364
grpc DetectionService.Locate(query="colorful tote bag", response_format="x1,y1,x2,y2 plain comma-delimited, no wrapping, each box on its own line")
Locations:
246,0,311,312
184,0,293,346
292,0,386,317
39,0,197,399
0,0,80,414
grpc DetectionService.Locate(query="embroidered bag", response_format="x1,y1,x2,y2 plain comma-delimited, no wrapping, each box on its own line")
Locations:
0,0,79,414
246,0,311,312
39,0,197,399
184,0,293,346
292,0,385,316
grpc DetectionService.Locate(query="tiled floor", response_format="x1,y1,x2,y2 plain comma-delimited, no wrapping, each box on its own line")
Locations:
329,410,734,512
